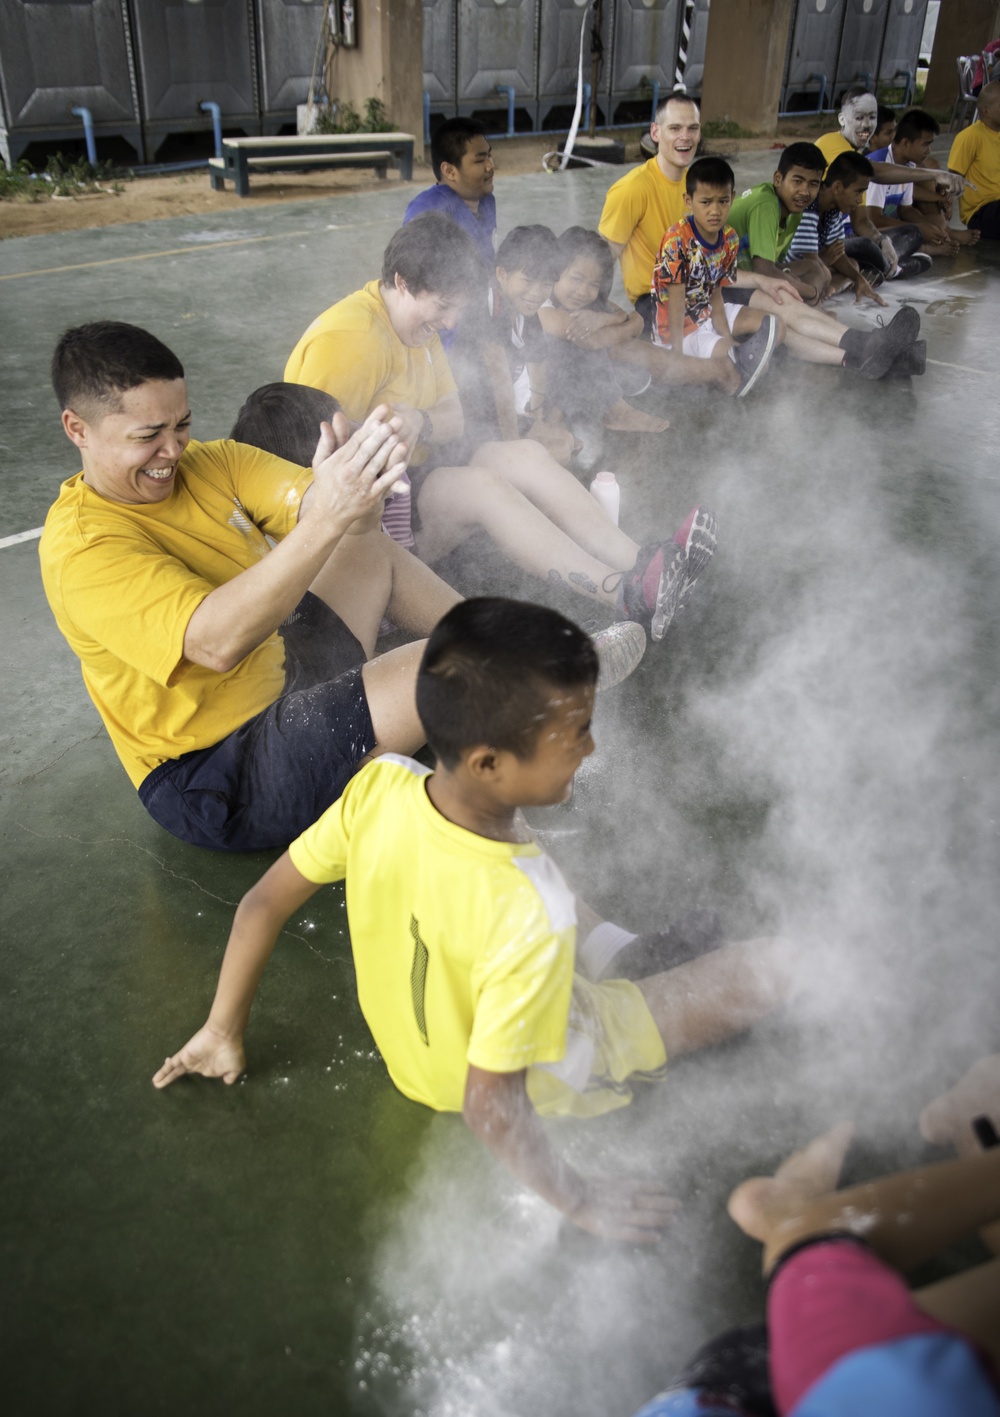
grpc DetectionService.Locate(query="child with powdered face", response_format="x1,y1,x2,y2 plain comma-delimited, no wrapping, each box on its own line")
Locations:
154,597,800,1242
538,226,670,438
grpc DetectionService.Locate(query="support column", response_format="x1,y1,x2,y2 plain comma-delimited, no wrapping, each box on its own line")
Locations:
330,0,425,161
700,0,795,134
924,0,1000,110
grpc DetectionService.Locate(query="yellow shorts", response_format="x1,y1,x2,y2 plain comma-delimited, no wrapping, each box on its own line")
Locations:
526,975,667,1118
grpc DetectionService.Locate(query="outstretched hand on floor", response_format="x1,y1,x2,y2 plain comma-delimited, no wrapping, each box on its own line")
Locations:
153,1024,246,1089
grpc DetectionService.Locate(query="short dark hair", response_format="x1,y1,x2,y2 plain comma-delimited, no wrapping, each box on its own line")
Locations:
876,104,897,131
495,224,559,282
840,87,873,108
381,213,487,297
654,92,700,124
431,116,487,182
51,321,184,418
894,108,939,143
823,150,873,187
685,155,735,194
554,226,615,304
230,382,341,466
777,142,826,176
416,598,598,769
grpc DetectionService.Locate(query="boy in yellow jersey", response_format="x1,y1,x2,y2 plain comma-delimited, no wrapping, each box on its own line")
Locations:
155,598,799,1242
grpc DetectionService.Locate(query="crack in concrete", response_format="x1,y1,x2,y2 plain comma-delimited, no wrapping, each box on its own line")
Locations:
12,820,332,960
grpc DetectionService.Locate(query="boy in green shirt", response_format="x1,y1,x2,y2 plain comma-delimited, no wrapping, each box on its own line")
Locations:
728,143,832,304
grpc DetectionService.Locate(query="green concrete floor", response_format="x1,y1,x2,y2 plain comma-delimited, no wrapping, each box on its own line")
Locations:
2,148,999,1416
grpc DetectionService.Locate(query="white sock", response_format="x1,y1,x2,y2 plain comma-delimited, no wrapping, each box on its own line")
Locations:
578,921,638,981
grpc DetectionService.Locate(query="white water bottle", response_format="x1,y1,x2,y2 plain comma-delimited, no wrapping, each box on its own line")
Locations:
589,471,620,525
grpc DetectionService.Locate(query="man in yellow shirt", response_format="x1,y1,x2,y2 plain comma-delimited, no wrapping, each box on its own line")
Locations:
599,94,857,370
40,321,458,852
949,82,1000,240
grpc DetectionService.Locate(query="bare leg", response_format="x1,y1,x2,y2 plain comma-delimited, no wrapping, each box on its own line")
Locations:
614,338,741,394
915,1258,1000,1363
309,526,393,657
413,463,628,609
636,936,801,1058
472,441,640,568
748,290,849,365
383,538,462,637
602,399,670,433
360,640,426,759
729,1128,1000,1279
784,254,833,302
920,1053,1000,1254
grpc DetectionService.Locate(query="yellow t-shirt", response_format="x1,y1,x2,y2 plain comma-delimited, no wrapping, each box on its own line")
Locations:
948,121,1000,224
599,158,687,304
284,280,457,465
39,439,310,787
816,132,867,206
288,755,577,1113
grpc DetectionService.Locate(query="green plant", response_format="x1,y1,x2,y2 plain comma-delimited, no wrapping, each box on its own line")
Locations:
0,152,131,202
313,96,394,135
701,119,753,140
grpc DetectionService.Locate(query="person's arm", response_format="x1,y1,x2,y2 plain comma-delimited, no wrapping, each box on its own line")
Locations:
481,342,520,440
390,392,465,455
665,283,687,349
750,254,817,302
872,160,965,195
463,1064,678,1242
824,246,887,305
602,237,627,264
152,852,322,1088
732,268,804,305
538,303,638,350
182,411,407,674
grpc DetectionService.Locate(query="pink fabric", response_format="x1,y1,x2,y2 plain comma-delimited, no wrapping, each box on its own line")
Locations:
768,1240,953,1415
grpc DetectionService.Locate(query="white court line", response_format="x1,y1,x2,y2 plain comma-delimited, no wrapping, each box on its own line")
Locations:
926,358,996,375
0,527,43,550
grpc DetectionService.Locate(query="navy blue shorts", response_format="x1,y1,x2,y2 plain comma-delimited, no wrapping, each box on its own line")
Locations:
138,594,375,852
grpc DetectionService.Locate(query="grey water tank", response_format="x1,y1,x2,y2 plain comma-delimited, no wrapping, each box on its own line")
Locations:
255,0,326,126
456,0,536,107
833,0,891,102
783,0,846,109
128,0,258,153
424,0,457,107
610,0,681,110
877,0,929,89
0,0,141,166
538,0,605,126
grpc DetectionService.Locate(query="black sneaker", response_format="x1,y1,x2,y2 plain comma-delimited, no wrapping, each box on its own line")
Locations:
733,314,779,396
857,305,921,380
895,252,933,279
886,338,927,378
610,910,725,980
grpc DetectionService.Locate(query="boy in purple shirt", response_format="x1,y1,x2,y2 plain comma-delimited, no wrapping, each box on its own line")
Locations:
404,117,497,268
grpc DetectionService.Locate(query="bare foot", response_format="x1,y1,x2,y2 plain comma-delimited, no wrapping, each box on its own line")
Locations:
602,399,669,433
822,276,854,300
727,1122,855,1244
952,228,981,246
920,1055,1000,1155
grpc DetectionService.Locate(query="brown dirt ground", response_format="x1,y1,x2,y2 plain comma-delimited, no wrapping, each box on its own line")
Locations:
0,122,830,242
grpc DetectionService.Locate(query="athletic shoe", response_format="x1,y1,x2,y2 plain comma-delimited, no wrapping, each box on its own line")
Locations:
733,315,779,396
887,338,927,378
591,620,647,692
621,541,686,641
611,910,725,981
858,264,885,289
894,252,933,279
857,305,921,380
672,505,719,614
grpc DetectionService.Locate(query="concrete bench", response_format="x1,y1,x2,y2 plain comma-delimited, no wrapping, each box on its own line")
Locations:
209,132,415,197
